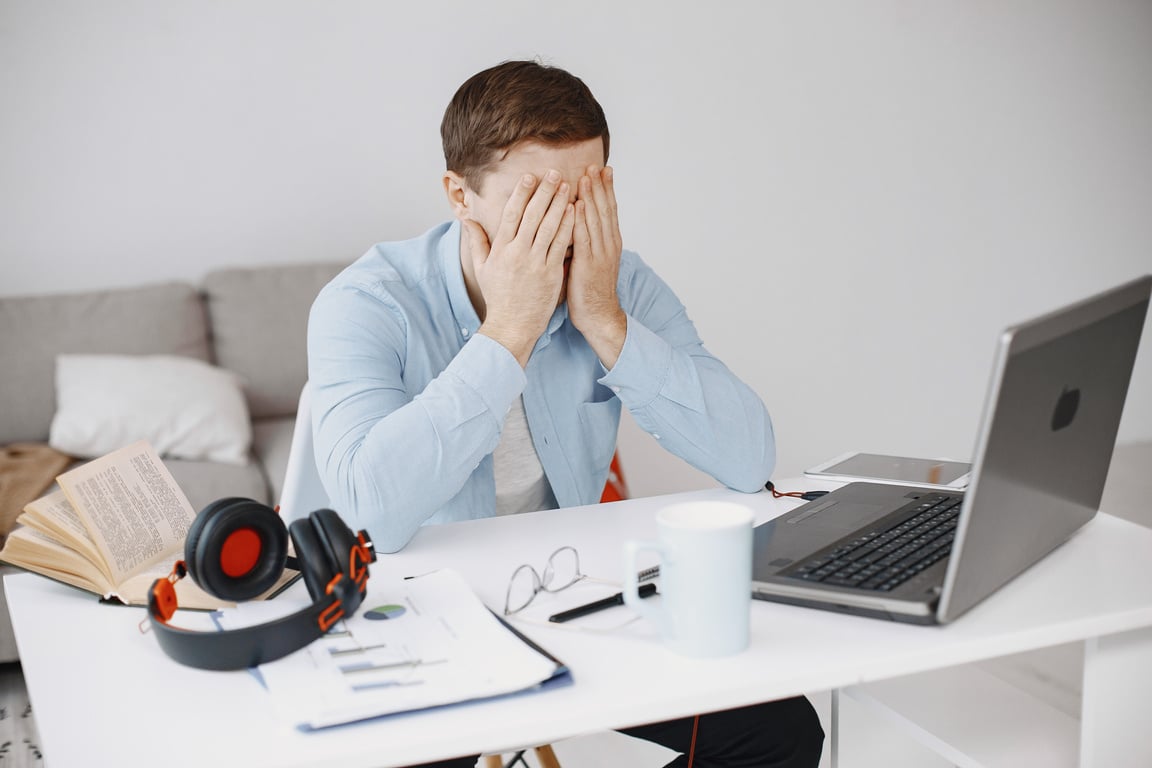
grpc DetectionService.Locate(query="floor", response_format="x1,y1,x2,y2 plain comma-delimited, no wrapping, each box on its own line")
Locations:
4,442,1148,767
0,663,43,768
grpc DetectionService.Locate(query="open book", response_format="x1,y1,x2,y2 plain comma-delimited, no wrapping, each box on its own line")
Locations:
0,439,295,609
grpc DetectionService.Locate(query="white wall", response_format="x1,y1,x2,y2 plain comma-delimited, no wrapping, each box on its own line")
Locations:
2,1,1150,497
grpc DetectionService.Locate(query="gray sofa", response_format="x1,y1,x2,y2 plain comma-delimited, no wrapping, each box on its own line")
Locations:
0,260,346,661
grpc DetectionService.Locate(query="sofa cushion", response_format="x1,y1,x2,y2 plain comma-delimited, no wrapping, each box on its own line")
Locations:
202,262,345,420
49,354,252,465
166,457,271,513
0,282,210,445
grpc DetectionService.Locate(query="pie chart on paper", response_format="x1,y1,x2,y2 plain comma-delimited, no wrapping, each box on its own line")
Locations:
364,604,407,621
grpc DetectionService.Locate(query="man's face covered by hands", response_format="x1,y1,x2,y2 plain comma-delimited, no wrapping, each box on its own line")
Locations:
445,136,627,368
458,138,601,301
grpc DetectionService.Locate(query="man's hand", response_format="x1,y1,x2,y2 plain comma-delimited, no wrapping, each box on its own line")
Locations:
465,170,574,367
570,165,627,369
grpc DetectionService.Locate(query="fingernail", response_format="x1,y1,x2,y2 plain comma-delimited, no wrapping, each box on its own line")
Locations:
522,174,535,186
546,169,561,183
604,166,613,180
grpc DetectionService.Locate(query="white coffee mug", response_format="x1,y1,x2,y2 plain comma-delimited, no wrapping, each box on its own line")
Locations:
623,501,755,658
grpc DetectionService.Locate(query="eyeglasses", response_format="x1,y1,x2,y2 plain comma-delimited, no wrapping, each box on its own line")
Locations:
503,546,586,616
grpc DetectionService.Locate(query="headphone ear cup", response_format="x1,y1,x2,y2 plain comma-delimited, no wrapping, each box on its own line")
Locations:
185,498,288,602
311,509,368,614
289,513,339,601
313,509,358,572
185,497,247,571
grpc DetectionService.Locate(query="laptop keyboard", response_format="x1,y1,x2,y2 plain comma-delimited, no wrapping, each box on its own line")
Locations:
787,495,962,592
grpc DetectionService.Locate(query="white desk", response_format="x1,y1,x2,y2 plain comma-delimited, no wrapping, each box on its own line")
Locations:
7,485,1152,767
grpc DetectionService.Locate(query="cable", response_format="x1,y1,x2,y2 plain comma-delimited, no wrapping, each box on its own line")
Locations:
765,480,829,502
687,714,699,768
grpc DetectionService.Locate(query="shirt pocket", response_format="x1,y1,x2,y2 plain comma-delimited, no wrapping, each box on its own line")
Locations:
577,397,623,479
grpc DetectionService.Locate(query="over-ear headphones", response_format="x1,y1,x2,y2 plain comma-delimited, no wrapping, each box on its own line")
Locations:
147,498,376,671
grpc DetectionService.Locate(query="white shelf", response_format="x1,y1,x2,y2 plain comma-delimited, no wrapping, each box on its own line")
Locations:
842,661,1079,768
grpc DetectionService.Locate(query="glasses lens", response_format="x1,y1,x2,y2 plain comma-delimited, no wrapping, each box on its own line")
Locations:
542,546,581,593
505,564,541,615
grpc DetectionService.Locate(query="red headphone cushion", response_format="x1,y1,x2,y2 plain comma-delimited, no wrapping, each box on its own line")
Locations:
185,498,289,602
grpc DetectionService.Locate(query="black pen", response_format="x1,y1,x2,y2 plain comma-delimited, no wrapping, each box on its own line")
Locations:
548,583,657,623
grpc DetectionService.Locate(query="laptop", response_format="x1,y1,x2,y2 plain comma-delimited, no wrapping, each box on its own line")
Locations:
752,275,1151,624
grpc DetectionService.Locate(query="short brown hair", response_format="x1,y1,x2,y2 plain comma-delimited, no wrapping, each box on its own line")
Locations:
441,60,610,192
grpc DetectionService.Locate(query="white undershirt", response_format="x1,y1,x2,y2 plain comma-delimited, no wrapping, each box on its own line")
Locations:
493,396,557,516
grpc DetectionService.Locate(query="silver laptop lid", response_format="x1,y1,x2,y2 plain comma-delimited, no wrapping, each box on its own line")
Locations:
939,275,1151,622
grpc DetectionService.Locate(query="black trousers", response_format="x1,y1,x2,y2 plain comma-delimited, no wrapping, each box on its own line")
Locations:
408,695,824,768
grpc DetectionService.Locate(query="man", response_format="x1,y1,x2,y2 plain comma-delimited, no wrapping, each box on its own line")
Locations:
309,60,823,768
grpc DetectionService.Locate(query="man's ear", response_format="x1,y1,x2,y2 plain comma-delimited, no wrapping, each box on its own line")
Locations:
443,171,469,220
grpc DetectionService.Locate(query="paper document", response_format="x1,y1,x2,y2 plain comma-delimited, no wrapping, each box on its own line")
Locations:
220,568,567,729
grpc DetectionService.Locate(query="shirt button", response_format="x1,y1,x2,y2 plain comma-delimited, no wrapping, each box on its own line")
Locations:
461,327,470,337
652,433,661,440
611,386,621,393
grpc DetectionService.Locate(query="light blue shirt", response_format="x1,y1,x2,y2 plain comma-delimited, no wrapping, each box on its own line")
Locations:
308,221,774,552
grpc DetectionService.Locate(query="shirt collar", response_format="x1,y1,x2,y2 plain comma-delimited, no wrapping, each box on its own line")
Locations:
440,220,481,339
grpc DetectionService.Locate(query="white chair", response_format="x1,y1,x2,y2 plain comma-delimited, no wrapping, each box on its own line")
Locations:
278,382,331,523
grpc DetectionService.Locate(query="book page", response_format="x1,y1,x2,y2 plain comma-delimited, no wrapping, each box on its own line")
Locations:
56,440,196,585
0,525,113,596
114,560,300,609
19,490,105,572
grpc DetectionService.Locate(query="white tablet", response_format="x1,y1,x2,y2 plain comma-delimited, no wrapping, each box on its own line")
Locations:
804,451,971,490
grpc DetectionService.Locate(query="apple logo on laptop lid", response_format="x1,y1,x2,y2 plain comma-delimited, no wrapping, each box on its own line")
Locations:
1051,386,1080,432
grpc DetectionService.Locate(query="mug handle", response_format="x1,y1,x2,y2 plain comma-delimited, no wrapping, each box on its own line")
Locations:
624,540,666,633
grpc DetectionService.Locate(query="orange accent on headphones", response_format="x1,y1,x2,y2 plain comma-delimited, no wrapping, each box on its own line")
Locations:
318,572,347,631
149,561,188,623
349,532,372,589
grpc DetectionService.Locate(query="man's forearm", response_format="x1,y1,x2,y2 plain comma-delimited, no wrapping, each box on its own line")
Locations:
602,315,775,492
312,335,526,552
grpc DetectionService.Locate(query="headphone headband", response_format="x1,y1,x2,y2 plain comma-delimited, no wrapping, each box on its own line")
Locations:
147,506,375,671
